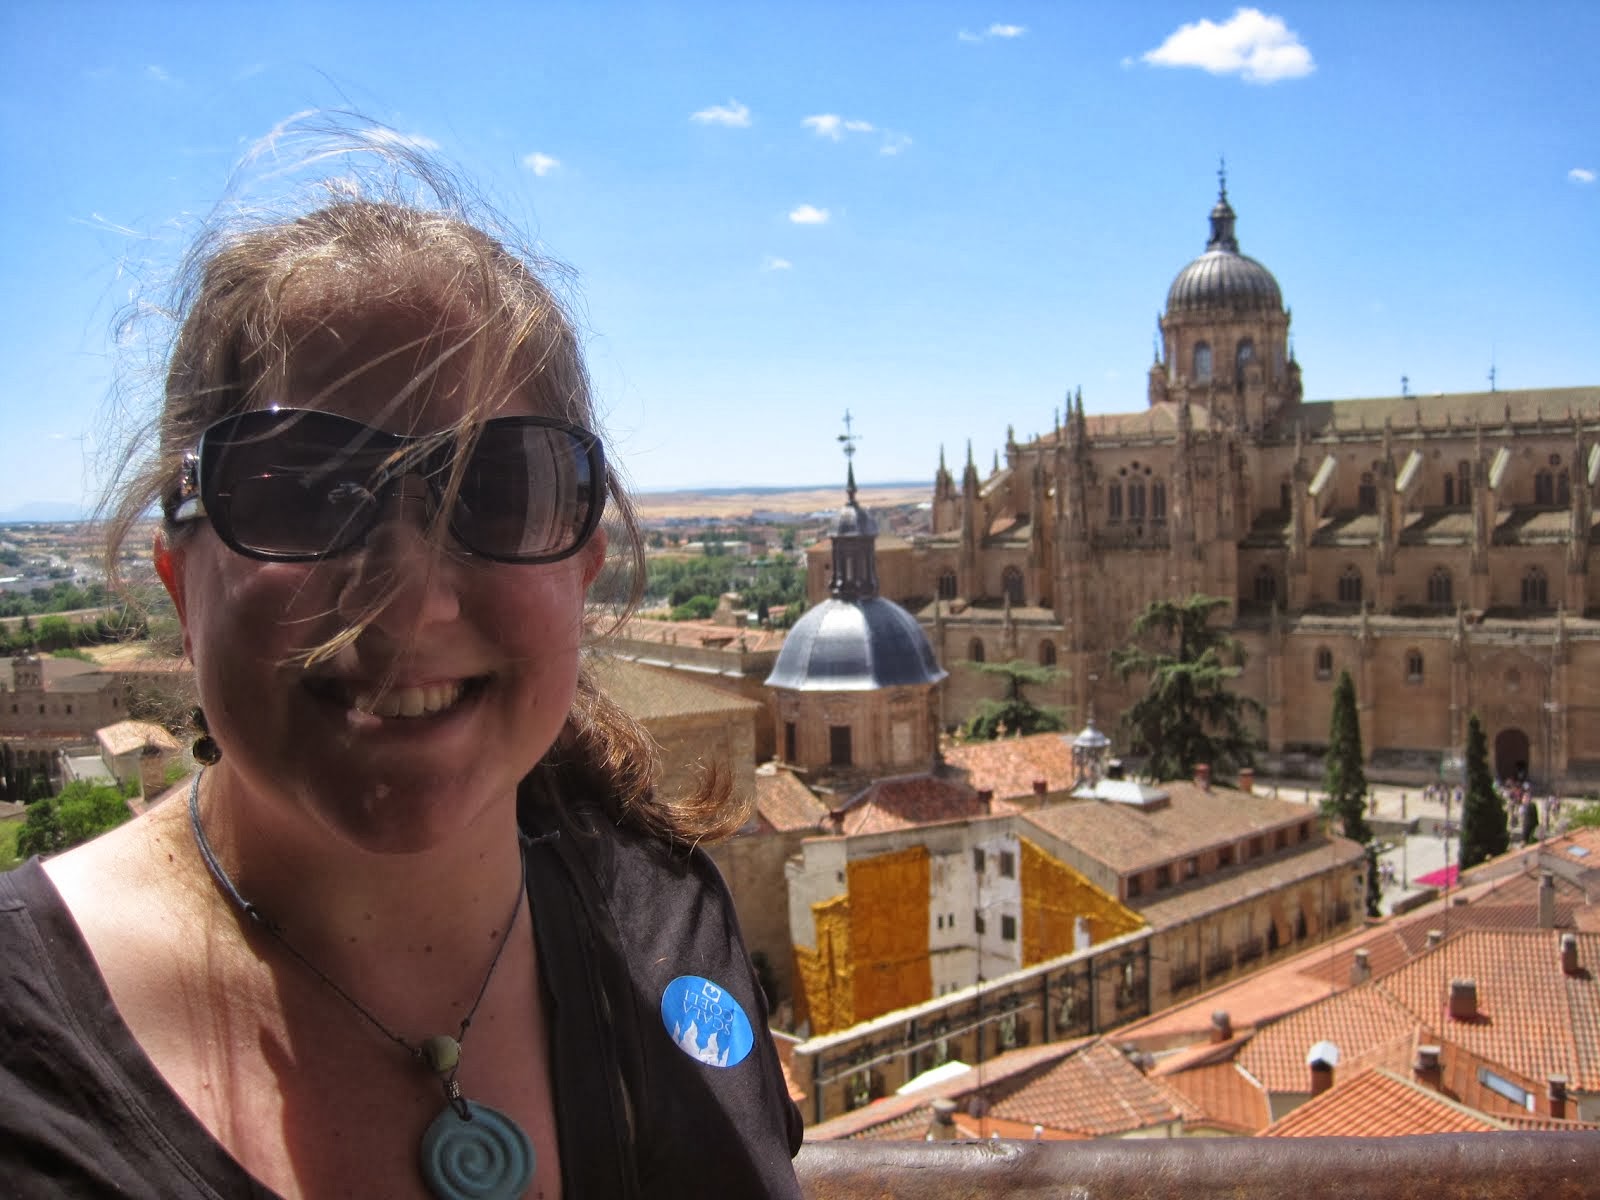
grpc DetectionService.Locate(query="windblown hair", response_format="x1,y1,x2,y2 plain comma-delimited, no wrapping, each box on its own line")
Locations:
100,118,747,844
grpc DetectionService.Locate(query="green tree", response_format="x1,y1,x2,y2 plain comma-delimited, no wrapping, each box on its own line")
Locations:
1111,595,1263,781
961,659,1067,741
670,594,718,621
1459,714,1509,870
1322,670,1379,914
14,781,134,859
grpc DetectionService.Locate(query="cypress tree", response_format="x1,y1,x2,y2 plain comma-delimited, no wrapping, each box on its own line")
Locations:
1322,669,1371,845
1459,714,1509,870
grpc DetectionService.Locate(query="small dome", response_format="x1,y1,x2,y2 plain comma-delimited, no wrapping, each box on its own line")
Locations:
1165,186,1283,315
831,497,877,539
766,597,946,691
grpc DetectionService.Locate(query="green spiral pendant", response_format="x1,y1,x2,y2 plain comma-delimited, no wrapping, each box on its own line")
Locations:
419,1100,535,1200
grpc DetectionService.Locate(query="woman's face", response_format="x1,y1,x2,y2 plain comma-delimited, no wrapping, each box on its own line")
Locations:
159,296,606,853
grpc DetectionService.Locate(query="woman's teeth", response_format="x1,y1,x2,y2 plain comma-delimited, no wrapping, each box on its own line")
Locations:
350,681,466,718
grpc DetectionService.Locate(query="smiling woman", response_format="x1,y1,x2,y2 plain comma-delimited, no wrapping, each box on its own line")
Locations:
0,117,802,1199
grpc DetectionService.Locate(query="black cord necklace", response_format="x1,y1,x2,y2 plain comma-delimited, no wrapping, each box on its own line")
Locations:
186,770,536,1200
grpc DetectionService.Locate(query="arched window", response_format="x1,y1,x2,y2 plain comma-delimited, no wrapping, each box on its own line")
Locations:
1457,462,1472,505
1234,337,1254,381
1128,481,1146,521
1193,342,1212,383
1557,470,1571,506
1002,566,1024,606
937,569,958,600
1337,566,1363,607
1443,473,1456,506
969,638,986,663
1151,480,1167,522
1038,640,1056,667
1253,566,1278,607
1522,567,1549,609
1315,647,1333,680
1107,482,1123,523
1406,649,1424,684
1534,469,1554,505
1427,567,1453,608
1280,480,1292,510
1358,472,1377,512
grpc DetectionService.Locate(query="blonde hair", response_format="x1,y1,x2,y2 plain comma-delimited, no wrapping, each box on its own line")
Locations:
100,120,746,844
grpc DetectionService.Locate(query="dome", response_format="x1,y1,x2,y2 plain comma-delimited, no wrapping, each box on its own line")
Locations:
831,496,877,539
765,597,947,692
1165,188,1283,315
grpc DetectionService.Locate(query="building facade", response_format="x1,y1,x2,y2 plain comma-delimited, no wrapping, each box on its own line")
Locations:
811,182,1600,788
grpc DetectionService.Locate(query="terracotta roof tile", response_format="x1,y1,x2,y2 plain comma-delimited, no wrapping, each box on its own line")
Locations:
840,774,1017,837
942,732,1079,800
1261,1067,1505,1137
94,720,179,758
609,615,787,655
753,768,829,834
589,656,762,721
1239,983,1422,1095
983,1041,1202,1136
1159,1061,1272,1134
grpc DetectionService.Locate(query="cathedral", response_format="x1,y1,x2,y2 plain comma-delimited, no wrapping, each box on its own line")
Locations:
811,179,1599,790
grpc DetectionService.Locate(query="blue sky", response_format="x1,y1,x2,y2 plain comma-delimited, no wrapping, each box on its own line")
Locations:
1,3,1596,516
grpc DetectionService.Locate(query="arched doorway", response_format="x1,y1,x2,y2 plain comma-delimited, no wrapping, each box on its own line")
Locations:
1493,728,1530,783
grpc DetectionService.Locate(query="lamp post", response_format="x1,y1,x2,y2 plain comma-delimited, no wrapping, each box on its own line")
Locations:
1439,749,1465,891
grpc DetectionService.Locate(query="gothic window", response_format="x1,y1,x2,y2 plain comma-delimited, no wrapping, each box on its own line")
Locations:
1315,647,1334,680
1234,337,1254,380
1557,470,1571,506
1107,482,1123,522
969,638,986,663
1457,462,1472,505
784,721,796,763
1128,481,1146,521
938,569,958,600
1151,480,1167,522
1443,473,1455,506
1358,472,1377,512
1038,639,1056,667
1406,650,1424,684
1535,469,1554,505
829,725,853,767
1002,566,1024,606
1193,342,1212,383
1253,566,1278,607
1427,567,1453,608
1522,566,1549,609
1337,566,1363,607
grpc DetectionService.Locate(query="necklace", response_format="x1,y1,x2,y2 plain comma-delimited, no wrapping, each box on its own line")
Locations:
187,771,536,1200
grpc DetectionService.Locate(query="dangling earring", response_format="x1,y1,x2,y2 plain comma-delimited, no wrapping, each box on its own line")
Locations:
191,707,221,765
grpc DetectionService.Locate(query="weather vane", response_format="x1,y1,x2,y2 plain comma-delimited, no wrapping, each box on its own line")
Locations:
1218,154,1228,199
838,409,861,463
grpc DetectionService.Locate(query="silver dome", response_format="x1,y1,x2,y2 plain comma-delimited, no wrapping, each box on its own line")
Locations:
766,597,947,692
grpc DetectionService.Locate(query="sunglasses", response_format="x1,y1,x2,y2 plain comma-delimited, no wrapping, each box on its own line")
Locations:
165,407,606,564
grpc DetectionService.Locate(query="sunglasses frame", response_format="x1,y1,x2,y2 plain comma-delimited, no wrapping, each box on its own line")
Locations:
166,407,607,565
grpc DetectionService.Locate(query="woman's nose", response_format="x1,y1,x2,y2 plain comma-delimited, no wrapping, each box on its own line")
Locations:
337,479,462,632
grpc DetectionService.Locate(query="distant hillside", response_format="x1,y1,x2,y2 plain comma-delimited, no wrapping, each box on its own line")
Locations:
632,482,929,521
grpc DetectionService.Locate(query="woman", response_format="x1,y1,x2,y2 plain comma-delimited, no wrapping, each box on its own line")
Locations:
0,156,802,1197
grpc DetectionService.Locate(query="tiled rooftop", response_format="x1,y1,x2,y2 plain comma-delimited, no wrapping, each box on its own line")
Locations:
1158,1060,1272,1134
1261,1067,1504,1137
608,615,787,655
1131,836,1365,930
753,766,830,834
588,655,762,721
941,731,1078,800
94,719,178,758
1238,983,1421,1094
839,774,1017,837
981,1040,1202,1136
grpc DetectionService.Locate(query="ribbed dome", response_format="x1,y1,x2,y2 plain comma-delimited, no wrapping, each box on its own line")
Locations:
1166,187,1282,315
765,598,946,692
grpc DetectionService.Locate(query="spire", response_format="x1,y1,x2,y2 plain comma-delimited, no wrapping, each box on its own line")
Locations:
846,460,858,504
1206,159,1239,253
829,422,879,602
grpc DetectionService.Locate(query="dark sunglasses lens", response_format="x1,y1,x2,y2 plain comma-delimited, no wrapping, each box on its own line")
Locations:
205,414,385,558
453,423,598,560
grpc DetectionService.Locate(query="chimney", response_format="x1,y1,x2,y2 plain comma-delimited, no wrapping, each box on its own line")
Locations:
1561,933,1579,976
827,808,846,835
1238,767,1255,794
1413,1044,1443,1090
1350,948,1372,985
1447,978,1478,1021
977,789,994,814
925,1097,960,1142
1210,1010,1233,1043
1539,871,1556,930
1195,763,1212,791
1426,929,1444,949
1548,1076,1569,1121
1033,778,1049,796
1306,1041,1339,1096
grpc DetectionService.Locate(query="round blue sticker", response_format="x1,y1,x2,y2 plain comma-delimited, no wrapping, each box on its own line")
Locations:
660,975,755,1068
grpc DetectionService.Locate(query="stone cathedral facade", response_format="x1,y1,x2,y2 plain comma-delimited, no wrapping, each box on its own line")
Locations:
812,182,1600,789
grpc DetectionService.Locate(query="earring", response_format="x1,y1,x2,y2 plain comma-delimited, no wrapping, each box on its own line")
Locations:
191,707,221,765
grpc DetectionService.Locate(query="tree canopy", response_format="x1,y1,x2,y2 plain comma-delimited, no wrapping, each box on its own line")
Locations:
961,659,1067,741
1323,669,1380,915
1111,595,1262,782
14,780,136,859
1459,714,1509,870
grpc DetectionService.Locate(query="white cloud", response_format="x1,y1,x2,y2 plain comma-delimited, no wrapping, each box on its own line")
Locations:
844,118,875,133
879,132,913,156
958,23,1027,42
522,152,561,176
763,256,793,271
691,99,751,127
1142,8,1315,84
369,128,441,151
1570,167,1597,184
803,114,879,142
789,204,829,225
145,65,172,83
